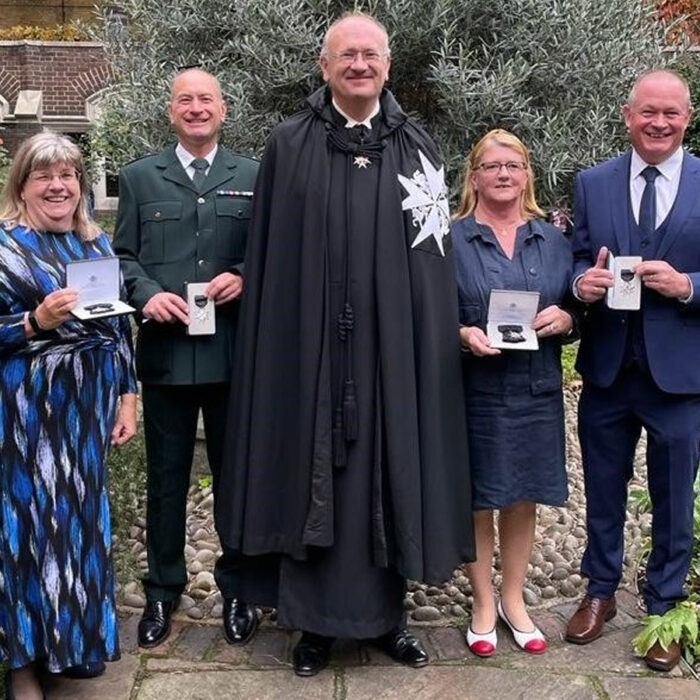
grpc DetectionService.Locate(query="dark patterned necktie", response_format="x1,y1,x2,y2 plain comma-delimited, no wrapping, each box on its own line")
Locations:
347,124,369,145
639,166,660,237
191,158,209,190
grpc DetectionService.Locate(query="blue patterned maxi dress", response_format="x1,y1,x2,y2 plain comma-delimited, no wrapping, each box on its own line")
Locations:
0,223,136,672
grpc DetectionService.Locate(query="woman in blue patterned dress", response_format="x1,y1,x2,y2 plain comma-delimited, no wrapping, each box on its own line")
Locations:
0,131,137,699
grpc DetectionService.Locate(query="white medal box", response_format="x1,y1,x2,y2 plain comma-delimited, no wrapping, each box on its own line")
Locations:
486,289,541,351
66,257,135,320
605,253,642,310
186,283,216,336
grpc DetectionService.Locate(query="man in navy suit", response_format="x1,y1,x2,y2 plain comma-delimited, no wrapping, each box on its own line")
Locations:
566,69,699,672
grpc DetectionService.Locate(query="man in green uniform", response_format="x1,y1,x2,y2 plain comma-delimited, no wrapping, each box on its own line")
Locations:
114,68,259,649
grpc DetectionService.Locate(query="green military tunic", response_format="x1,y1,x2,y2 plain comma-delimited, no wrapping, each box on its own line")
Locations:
114,144,258,384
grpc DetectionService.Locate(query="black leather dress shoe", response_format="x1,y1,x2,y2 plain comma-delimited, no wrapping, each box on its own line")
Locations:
62,661,106,678
222,598,259,645
292,633,334,677
138,599,178,648
375,628,429,668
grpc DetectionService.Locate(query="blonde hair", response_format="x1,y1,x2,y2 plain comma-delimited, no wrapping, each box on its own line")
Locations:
0,130,101,240
454,129,544,220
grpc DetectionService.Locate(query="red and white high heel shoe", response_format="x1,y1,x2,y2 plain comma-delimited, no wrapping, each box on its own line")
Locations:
497,600,547,654
466,624,497,657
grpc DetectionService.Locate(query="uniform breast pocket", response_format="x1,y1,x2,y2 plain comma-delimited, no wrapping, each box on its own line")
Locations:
139,201,182,264
215,198,252,260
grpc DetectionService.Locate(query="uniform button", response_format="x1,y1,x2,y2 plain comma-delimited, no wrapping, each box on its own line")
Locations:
195,231,199,237
198,259,205,267
197,197,205,204
529,267,537,275
238,209,244,216
154,211,161,218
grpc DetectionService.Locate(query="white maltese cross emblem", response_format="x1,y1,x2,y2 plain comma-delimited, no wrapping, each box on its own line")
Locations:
353,155,371,169
397,150,450,256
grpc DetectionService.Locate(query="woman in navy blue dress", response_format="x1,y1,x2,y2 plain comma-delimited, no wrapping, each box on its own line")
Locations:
452,130,575,658
0,132,137,698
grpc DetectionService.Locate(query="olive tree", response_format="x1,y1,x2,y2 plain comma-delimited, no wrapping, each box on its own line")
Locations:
88,0,677,208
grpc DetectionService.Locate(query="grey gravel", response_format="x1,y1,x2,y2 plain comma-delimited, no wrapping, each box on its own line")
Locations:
118,386,649,622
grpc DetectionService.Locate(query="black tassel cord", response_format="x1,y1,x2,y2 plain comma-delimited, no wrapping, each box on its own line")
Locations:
327,124,384,467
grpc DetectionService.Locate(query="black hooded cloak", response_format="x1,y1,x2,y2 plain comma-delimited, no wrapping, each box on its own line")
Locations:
217,88,474,606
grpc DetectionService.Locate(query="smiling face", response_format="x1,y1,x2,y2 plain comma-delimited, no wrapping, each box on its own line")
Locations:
169,70,226,154
21,162,81,232
320,16,390,119
470,144,529,211
623,72,692,165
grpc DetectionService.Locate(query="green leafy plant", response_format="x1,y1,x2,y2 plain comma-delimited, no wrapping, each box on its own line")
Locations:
0,24,88,41
87,0,679,210
107,431,147,582
631,473,700,665
561,342,579,386
633,599,700,664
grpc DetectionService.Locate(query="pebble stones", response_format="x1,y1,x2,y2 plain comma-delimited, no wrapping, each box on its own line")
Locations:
403,387,648,621
119,387,649,622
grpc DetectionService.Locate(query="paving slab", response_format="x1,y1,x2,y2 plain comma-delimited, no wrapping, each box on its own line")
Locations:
601,676,700,699
248,629,292,668
174,623,219,659
530,608,568,642
425,627,469,661
344,666,598,700
145,657,233,672
43,653,140,699
208,635,251,665
506,627,682,677
136,668,334,700
118,613,141,654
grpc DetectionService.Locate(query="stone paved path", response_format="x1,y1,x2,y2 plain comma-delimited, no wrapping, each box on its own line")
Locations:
42,589,699,699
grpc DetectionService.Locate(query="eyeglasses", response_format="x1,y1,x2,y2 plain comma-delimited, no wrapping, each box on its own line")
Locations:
28,169,80,184
477,161,528,174
328,50,388,64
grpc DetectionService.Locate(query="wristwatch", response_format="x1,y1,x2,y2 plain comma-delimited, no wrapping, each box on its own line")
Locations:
27,310,45,335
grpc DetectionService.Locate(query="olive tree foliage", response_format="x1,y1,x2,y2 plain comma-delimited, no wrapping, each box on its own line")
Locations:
88,0,676,208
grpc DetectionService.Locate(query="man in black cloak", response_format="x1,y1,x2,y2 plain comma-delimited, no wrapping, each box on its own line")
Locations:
216,11,474,676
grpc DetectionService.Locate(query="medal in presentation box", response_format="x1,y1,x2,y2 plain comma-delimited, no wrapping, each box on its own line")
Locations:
66,257,135,320
186,283,216,336
486,289,541,351
605,253,641,310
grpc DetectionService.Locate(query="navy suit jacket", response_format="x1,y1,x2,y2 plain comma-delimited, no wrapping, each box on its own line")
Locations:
572,150,700,393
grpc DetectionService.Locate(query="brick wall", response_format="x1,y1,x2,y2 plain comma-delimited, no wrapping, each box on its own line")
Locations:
0,0,95,28
0,41,110,153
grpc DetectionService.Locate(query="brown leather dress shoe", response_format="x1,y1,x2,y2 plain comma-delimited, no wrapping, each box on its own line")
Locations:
644,640,681,672
565,595,617,644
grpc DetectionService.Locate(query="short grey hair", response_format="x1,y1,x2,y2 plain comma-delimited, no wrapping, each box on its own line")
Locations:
170,67,224,101
320,11,390,58
626,69,692,111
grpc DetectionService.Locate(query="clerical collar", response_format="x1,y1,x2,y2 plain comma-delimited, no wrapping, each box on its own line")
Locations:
332,99,380,129
630,146,683,183
176,142,218,170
